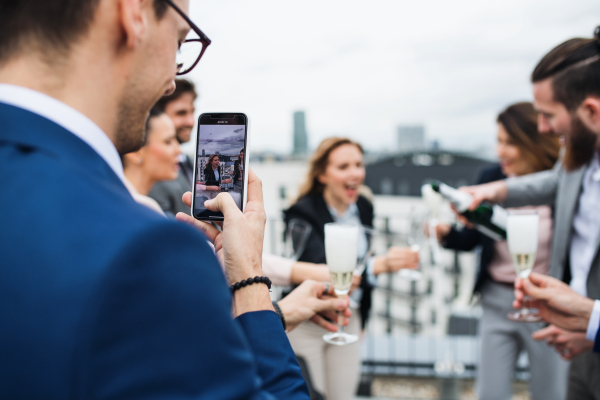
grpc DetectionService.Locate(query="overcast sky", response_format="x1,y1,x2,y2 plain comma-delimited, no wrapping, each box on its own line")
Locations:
183,0,599,157
198,124,245,154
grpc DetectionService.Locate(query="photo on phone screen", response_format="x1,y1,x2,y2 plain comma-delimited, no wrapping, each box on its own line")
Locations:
192,113,248,220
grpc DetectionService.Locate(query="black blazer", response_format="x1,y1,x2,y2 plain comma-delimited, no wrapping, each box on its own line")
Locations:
284,194,375,329
234,159,242,182
442,165,507,294
204,166,221,187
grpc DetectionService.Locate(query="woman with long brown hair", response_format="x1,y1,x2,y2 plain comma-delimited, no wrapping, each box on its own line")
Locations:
435,102,568,399
284,137,418,400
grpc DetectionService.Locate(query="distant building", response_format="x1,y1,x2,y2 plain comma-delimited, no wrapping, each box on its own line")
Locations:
398,125,425,152
293,111,308,156
365,151,495,197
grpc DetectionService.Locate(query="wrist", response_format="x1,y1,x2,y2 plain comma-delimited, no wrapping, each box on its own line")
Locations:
372,256,387,275
496,181,509,203
232,284,273,318
581,297,597,332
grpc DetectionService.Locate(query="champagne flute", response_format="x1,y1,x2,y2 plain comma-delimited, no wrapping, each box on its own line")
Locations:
353,225,377,277
399,214,424,281
322,223,360,345
284,218,313,261
506,210,542,322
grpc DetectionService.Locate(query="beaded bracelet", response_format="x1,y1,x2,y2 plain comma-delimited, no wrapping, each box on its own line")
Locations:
230,276,272,293
272,301,287,331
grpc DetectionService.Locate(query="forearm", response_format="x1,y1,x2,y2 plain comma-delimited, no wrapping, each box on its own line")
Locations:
231,255,274,317
236,311,310,398
504,168,559,207
289,262,329,284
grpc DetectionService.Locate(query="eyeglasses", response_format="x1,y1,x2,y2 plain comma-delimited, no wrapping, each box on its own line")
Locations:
163,0,212,75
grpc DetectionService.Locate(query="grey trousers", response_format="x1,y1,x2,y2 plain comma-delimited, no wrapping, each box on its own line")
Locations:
567,351,600,400
478,281,569,400
287,314,362,400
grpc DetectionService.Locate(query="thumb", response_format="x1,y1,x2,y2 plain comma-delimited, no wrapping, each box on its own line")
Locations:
528,272,551,288
522,278,550,300
204,192,240,218
312,297,348,314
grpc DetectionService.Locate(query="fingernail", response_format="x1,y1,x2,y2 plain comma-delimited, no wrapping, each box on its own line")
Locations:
337,300,346,309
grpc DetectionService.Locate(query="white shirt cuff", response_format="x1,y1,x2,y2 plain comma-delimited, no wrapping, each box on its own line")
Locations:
585,300,600,342
366,256,379,286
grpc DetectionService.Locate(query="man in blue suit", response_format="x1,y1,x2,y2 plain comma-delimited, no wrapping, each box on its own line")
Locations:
0,0,313,398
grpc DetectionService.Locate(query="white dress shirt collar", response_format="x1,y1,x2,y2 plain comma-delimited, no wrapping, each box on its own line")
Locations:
0,84,125,184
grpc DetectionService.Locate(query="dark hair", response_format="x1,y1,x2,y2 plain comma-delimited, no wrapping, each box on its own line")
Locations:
531,27,600,111
497,102,560,173
0,0,167,64
154,79,198,111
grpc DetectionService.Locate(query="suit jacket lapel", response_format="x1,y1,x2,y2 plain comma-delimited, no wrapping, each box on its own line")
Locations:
550,165,587,279
312,195,334,240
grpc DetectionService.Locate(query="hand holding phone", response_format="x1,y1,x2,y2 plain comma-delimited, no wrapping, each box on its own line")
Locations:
191,113,249,221
177,169,269,314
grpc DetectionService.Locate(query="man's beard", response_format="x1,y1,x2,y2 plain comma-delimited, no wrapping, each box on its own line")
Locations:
114,96,152,156
562,114,598,172
176,126,193,144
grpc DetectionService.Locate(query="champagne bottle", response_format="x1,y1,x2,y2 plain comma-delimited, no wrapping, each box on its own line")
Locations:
430,180,507,241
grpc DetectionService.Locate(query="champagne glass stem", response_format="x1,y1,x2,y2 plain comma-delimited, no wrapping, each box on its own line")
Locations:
337,295,346,334
521,295,533,314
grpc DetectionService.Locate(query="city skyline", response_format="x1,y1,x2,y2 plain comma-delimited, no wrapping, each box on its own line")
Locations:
197,124,245,155
183,0,596,156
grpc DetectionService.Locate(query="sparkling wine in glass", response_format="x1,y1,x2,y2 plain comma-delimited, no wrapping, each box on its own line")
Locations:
507,210,542,322
399,214,424,281
322,223,359,345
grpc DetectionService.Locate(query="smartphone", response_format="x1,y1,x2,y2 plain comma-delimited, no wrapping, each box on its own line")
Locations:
191,113,249,221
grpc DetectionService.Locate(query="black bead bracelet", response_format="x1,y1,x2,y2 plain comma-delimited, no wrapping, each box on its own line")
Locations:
272,301,286,331
230,276,272,293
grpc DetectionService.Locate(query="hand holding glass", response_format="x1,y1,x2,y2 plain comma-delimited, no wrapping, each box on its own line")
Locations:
322,223,359,345
507,210,542,322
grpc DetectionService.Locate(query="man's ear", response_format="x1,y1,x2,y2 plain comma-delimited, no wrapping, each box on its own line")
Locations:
118,0,148,49
578,97,600,131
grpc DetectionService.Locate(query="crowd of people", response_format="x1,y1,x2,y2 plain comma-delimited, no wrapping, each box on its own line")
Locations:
0,0,599,399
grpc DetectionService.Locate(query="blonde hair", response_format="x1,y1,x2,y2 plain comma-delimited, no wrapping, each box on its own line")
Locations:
296,137,364,201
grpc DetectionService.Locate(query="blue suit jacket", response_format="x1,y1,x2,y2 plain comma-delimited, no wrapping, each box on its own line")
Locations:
0,102,309,399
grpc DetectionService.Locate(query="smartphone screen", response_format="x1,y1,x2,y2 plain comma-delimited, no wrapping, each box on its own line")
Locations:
192,113,248,220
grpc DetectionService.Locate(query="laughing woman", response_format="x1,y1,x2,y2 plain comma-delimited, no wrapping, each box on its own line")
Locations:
284,137,419,400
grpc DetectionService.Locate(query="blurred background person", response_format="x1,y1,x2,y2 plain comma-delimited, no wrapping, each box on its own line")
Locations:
435,102,567,400
122,108,181,216
149,79,197,215
234,148,244,193
284,137,419,400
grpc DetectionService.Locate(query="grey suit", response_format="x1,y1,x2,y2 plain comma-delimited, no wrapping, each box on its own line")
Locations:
504,161,600,400
148,156,193,216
